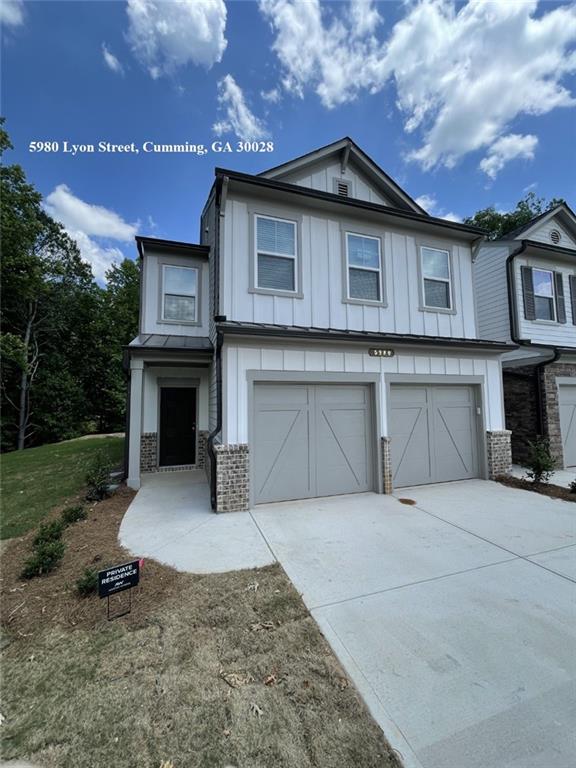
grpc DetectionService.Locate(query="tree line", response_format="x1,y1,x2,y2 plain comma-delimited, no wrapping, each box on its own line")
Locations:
1,120,139,451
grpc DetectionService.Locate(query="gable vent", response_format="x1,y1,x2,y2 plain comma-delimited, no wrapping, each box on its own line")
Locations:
550,229,561,245
336,180,350,197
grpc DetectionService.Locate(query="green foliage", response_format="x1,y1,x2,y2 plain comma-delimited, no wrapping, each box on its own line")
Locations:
525,437,556,485
61,505,87,526
463,192,567,240
33,519,65,547
75,567,98,597
85,450,115,500
21,540,66,579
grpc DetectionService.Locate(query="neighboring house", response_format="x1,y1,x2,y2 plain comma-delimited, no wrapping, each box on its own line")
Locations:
474,203,576,469
125,138,515,512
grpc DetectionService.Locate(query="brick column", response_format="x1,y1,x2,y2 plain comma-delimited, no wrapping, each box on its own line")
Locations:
381,437,393,494
196,430,209,470
540,363,576,468
214,443,250,512
140,433,158,473
486,430,512,478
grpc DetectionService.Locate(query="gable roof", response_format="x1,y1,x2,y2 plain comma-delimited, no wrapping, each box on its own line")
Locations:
259,137,427,215
503,202,576,241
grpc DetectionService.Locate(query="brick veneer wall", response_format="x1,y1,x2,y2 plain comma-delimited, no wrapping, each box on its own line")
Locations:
381,437,393,494
541,362,576,467
503,368,539,465
214,443,249,512
486,430,512,478
140,433,158,473
197,430,209,470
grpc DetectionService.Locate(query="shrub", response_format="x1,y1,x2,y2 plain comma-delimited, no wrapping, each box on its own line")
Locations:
525,437,556,485
33,519,65,547
22,540,66,579
75,567,98,597
85,450,114,501
61,505,87,526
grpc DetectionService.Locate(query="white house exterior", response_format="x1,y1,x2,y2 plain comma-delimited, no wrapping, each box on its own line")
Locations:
473,204,576,469
126,138,515,511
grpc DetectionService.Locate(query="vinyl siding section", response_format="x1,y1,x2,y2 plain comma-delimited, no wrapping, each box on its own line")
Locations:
280,159,391,205
222,195,477,339
473,244,511,341
200,192,218,344
222,341,505,444
525,219,576,250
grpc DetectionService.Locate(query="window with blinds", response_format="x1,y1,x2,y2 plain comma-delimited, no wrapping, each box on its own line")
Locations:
345,233,382,302
255,215,297,292
421,246,452,310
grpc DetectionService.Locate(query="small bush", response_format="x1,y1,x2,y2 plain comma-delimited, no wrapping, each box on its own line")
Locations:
22,540,66,579
85,450,114,501
33,519,65,547
75,567,98,597
525,437,556,485
61,505,87,526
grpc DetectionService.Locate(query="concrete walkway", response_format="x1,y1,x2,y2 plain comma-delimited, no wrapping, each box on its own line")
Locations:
121,476,576,768
510,463,575,488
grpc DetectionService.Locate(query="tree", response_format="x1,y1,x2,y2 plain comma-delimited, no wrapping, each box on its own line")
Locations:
463,191,566,240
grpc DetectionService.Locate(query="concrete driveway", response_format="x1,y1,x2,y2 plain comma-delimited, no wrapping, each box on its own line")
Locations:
252,480,576,768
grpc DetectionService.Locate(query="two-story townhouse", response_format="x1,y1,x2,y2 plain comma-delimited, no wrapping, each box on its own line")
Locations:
125,138,515,511
474,203,576,469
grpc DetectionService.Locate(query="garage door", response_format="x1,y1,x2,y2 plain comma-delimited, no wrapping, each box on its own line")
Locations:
390,385,480,487
253,384,374,504
559,384,576,467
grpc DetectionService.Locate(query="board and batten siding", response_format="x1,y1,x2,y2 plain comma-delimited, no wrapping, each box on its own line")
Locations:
473,245,511,342
279,159,391,205
222,197,477,339
221,342,505,445
514,258,576,346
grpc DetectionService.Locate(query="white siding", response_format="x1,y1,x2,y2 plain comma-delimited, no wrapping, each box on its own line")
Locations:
142,366,209,433
222,341,505,444
525,218,576,250
515,257,576,346
473,244,511,341
280,159,391,205
223,196,477,339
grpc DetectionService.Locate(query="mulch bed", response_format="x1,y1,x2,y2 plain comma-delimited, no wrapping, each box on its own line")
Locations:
496,474,576,503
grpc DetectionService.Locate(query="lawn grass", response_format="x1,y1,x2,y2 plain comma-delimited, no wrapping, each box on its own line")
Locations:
0,437,124,539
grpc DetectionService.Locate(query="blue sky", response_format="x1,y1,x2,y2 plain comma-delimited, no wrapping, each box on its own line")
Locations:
2,0,575,281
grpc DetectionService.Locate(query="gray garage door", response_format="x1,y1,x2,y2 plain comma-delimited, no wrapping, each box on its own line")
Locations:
390,385,480,487
559,384,576,468
253,383,374,504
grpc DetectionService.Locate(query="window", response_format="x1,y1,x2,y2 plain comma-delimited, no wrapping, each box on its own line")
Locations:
162,265,198,322
346,233,382,302
255,215,297,292
533,268,555,321
421,246,452,310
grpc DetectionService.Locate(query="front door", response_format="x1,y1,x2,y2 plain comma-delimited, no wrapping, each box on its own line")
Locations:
159,387,196,467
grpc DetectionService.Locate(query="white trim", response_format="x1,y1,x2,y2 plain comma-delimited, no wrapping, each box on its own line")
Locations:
345,231,383,303
161,264,199,323
532,267,556,322
254,213,298,294
420,245,453,310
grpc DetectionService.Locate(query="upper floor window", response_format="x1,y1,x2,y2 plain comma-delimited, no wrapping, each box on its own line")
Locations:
345,233,382,302
421,246,452,310
162,265,198,323
533,269,555,321
255,215,297,293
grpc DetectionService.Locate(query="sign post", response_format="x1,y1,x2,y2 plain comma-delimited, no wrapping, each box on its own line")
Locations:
98,559,140,620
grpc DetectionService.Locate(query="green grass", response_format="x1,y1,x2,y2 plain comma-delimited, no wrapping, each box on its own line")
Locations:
0,437,124,539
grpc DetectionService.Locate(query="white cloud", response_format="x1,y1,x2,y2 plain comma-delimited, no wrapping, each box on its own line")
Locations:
45,185,138,282
126,0,227,78
415,193,461,222
102,43,124,75
213,75,267,141
260,0,576,170
479,133,538,179
261,87,281,104
0,0,24,26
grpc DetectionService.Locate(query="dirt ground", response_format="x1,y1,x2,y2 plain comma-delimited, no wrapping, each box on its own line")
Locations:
0,488,402,768
497,474,576,503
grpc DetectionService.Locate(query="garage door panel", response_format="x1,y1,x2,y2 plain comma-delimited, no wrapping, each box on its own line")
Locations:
434,406,477,481
390,404,433,487
559,384,576,468
317,407,371,495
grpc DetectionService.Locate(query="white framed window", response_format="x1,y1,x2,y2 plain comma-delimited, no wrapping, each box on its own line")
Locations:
255,214,297,293
162,264,198,322
421,246,452,310
533,268,556,321
345,232,382,302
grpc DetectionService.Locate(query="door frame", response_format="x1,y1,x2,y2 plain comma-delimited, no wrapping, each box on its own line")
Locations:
157,377,199,468
385,374,488,484
247,371,382,508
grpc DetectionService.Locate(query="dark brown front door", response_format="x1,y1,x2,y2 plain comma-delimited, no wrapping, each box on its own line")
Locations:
159,387,196,467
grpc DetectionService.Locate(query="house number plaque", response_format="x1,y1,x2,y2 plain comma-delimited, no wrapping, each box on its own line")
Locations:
368,348,395,358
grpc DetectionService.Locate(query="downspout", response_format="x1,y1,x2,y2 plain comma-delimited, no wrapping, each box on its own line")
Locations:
506,241,561,435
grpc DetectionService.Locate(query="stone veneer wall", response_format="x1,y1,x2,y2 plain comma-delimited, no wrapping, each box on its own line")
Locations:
380,437,393,494
541,362,576,467
140,432,157,473
214,443,249,512
486,430,512,478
